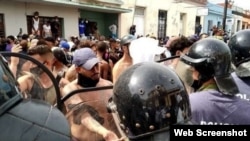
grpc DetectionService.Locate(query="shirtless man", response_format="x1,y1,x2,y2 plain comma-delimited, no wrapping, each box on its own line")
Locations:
112,35,135,83
62,48,121,141
96,41,112,81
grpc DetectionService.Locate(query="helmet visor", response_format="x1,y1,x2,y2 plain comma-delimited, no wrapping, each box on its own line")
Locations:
180,54,207,66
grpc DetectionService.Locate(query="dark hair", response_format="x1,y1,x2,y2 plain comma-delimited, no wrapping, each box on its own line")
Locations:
169,36,192,56
20,40,28,52
7,35,15,41
45,37,55,44
28,44,52,56
109,38,117,43
34,11,39,16
36,39,47,46
22,34,29,40
96,41,108,53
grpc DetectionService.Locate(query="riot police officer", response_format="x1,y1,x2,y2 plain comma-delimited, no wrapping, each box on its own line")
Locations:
108,62,191,141
180,38,250,125
228,29,250,101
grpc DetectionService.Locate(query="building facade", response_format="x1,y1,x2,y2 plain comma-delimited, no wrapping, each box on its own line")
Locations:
202,2,232,35
0,0,130,39
231,6,250,35
0,0,207,39
120,0,207,38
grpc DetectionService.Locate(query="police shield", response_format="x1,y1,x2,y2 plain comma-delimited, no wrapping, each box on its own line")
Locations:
1,52,63,110
0,53,71,141
175,60,194,93
156,55,194,94
62,86,123,141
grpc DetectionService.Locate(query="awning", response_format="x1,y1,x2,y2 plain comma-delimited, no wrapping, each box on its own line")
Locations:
14,0,132,13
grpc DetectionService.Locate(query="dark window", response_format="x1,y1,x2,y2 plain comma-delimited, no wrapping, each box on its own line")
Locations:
217,21,221,29
26,16,63,38
237,20,240,31
158,10,167,39
0,14,5,38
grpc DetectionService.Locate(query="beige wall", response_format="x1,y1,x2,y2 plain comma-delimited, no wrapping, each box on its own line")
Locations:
242,17,250,29
0,1,27,37
1,0,203,39
165,3,200,36
120,0,173,37
120,0,202,37
232,15,242,34
0,1,79,39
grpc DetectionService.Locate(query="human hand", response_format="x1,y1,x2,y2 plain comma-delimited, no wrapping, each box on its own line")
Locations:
10,44,22,65
11,44,22,53
103,130,126,141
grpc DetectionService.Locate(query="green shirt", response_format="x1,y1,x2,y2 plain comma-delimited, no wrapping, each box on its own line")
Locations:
198,82,218,92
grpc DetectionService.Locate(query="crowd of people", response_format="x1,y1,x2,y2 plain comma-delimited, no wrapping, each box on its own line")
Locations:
0,26,250,141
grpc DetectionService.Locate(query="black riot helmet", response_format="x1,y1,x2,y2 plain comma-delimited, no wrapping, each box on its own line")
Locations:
228,29,250,77
120,34,136,46
109,62,191,140
180,38,238,95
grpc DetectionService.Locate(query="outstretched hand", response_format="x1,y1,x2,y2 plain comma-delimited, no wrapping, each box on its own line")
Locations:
10,44,22,65
103,130,126,141
11,44,22,53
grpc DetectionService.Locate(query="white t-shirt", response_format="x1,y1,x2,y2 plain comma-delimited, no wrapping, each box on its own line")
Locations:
43,24,51,37
33,18,39,30
109,24,117,34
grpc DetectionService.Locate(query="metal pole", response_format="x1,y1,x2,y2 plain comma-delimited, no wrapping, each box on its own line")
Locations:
222,0,228,31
